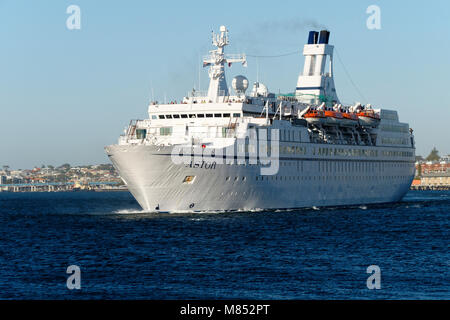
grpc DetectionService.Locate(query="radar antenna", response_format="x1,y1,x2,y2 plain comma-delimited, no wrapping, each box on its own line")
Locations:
203,26,247,102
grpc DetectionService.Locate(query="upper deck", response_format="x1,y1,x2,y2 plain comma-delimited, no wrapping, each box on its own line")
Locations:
117,26,414,152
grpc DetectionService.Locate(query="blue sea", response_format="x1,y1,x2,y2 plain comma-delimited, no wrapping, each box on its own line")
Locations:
0,190,448,299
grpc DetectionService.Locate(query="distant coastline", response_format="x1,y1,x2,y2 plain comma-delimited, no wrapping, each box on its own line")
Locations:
0,163,124,193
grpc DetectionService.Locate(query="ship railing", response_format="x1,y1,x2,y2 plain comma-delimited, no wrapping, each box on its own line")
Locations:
187,90,209,98
187,90,226,99
225,53,246,60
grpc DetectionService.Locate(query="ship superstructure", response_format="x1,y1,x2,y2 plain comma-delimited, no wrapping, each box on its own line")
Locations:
105,26,415,212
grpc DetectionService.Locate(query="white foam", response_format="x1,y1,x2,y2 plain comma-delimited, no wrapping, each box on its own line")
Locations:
114,209,149,214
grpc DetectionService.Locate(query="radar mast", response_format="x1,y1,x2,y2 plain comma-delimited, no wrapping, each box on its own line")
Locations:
203,26,247,102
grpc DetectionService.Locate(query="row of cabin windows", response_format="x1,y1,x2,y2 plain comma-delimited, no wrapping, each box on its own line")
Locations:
158,126,232,137
253,175,411,182
219,160,413,178
314,147,379,157
221,174,412,183
381,137,408,145
152,113,241,120
380,124,409,133
382,150,414,157
313,147,412,158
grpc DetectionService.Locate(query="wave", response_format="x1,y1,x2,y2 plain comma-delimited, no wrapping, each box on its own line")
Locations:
114,209,150,214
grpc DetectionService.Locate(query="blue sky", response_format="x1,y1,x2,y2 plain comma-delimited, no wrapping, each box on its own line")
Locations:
0,0,449,168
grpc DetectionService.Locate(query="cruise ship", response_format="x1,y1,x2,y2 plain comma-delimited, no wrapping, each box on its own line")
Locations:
105,26,416,212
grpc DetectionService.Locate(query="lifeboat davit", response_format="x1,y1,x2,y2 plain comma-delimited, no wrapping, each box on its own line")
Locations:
357,110,380,127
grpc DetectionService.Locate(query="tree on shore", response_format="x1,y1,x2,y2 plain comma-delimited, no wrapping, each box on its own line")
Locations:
426,147,440,161
58,163,71,170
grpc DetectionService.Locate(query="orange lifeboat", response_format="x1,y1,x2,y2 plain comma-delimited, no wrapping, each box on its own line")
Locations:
303,109,326,125
323,109,343,125
341,112,359,126
357,109,380,127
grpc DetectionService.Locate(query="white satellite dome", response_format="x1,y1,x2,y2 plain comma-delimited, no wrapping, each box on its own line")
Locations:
256,83,268,96
232,75,249,95
250,82,268,97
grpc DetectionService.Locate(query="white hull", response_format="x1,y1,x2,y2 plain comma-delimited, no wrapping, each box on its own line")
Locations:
106,144,415,212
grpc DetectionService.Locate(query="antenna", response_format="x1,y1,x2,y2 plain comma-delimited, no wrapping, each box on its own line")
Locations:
198,54,201,91
150,80,154,102
256,57,259,83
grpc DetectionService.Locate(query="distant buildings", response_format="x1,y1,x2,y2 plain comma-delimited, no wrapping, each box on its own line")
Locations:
413,155,450,190
420,172,450,188
0,163,124,192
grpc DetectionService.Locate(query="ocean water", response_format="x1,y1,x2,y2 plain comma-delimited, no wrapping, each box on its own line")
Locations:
0,190,448,299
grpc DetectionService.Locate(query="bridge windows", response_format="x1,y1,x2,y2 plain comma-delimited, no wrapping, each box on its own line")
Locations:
152,112,240,119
